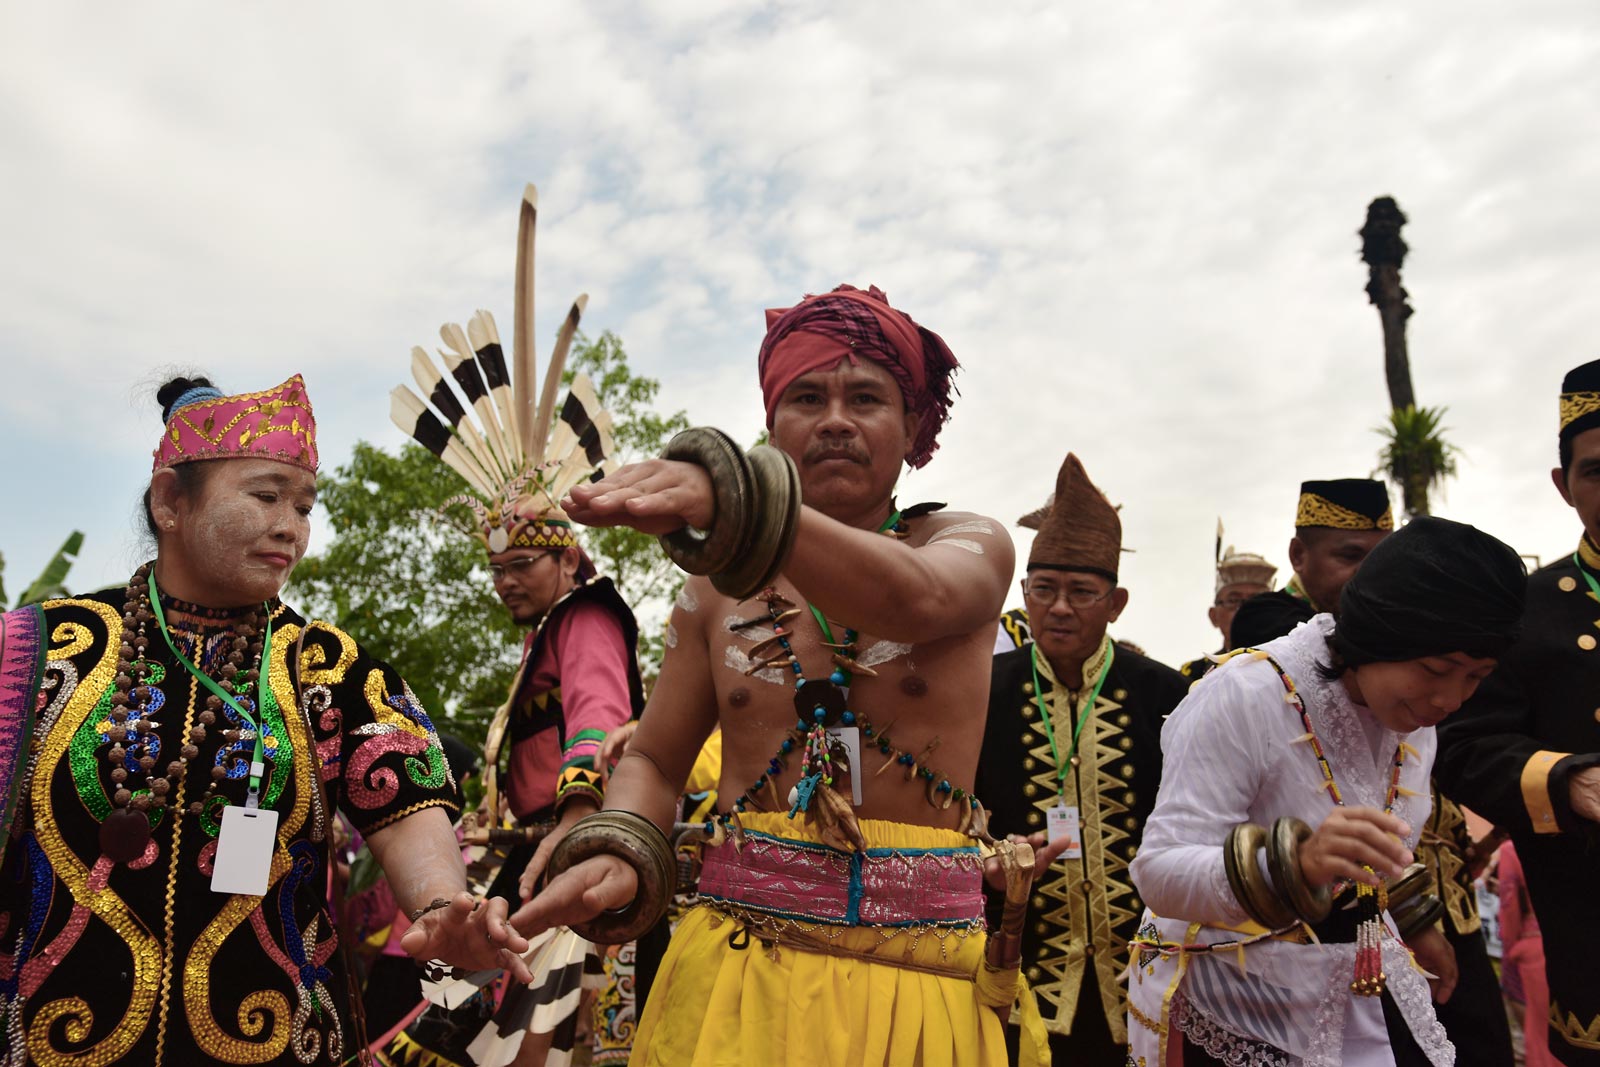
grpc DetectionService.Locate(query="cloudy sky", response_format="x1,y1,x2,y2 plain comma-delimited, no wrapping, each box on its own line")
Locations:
3,2,1596,667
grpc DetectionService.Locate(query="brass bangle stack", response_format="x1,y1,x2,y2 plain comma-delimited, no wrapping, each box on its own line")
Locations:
1223,817,1332,929
546,810,676,944
659,427,803,600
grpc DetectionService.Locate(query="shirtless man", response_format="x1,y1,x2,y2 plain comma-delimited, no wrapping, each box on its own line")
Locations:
513,284,1060,1067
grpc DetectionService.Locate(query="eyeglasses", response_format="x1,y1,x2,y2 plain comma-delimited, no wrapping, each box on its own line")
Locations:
1020,579,1114,611
1213,596,1250,610
489,553,558,582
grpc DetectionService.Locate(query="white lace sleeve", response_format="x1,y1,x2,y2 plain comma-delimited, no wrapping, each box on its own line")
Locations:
1131,664,1275,925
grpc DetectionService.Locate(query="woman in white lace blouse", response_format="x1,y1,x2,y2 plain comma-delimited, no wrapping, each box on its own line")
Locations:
1128,517,1526,1067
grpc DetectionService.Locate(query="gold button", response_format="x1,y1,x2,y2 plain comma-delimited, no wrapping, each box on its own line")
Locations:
1594,708,1600,723
1023,682,1035,695
1070,755,1082,767
1027,811,1043,826
1123,791,1137,805
1560,576,1579,592
1081,882,1093,895
1024,783,1039,797
1032,894,1047,909
1113,689,1128,701
1121,764,1135,776
1118,737,1134,751
1124,817,1138,830
1084,943,1097,956
1116,714,1131,726
1034,921,1049,934
1027,966,1042,981
1021,732,1036,745
1580,635,1597,651
1023,757,1037,771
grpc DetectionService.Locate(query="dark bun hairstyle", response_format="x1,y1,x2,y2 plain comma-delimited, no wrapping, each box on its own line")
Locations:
143,374,220,540
156,375,218,423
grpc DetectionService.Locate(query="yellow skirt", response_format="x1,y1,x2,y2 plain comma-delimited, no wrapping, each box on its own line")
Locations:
630,813,1009,1067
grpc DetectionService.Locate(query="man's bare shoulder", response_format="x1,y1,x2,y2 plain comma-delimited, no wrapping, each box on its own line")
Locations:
906,508,1013,552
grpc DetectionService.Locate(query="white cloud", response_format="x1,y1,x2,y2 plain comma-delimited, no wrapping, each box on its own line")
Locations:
3,0,1597,666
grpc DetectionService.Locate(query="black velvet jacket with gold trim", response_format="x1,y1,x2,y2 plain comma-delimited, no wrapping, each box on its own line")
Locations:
1436,552,1600,1060
974,642,1188,1044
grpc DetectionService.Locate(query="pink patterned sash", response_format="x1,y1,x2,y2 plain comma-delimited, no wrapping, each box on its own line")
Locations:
0,605,45,867
698,828,986,928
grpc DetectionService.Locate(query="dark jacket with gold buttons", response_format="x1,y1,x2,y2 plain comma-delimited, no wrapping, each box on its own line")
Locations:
975,641,1187,1044
1436,552,1600,1063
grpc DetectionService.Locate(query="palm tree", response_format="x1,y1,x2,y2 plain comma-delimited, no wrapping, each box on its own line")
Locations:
1376,406,1459,519
1361,197,1457,518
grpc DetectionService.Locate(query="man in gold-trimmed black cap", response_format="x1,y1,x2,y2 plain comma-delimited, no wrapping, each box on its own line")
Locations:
1437,359,1600,1066
1229,478,1393,649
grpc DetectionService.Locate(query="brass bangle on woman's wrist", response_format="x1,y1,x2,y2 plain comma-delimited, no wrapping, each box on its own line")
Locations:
658,427,802,600
546,810,675,944
1266,816,1332,925
1223,822,1297,929
1392,892,1445,940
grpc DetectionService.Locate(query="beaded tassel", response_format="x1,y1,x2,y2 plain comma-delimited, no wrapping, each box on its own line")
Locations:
1349,869,1389,996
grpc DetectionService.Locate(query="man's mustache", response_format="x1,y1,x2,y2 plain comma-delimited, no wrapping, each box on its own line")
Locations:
803,443,869,464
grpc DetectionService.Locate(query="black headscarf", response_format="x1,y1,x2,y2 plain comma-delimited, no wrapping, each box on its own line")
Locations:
1335,516,1526,666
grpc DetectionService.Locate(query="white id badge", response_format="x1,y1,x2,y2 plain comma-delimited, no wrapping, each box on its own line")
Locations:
211,805,278,895
826,725,864,805
1047,804,1082,858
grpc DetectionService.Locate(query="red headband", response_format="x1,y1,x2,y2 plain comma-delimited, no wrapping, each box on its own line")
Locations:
757,284,958,469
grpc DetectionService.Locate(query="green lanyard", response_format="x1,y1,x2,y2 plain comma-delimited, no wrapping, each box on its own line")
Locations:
1574,551,1600,602
148,573,274,808
1029,640,1114,801
806,509,903,661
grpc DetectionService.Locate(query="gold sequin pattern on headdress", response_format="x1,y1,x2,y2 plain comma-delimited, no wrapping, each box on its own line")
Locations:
1560,391,1600,434
1295,493,1395,531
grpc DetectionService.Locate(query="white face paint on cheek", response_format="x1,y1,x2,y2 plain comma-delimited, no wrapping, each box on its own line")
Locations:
190,494,291,599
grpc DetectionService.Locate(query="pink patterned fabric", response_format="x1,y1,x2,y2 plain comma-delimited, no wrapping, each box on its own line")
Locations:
152,373,319,472
698,830,985,927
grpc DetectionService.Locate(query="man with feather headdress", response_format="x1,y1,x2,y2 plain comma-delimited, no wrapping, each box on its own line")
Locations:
382,187,644,1067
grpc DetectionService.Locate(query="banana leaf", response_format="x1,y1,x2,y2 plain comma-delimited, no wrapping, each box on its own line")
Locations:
16,531,85,607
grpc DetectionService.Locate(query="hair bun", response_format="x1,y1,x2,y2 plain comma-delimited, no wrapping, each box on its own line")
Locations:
156,376,217,423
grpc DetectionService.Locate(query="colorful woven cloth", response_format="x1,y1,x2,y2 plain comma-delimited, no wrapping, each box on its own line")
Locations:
632,811,1010,1067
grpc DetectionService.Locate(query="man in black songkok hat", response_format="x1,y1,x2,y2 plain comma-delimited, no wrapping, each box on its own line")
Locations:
1437,358,1600,1066
1230,478,1392,650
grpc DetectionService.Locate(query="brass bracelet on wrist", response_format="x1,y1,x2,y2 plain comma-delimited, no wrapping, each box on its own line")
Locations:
407,896,456,923
710,444,801,600
1223,822,1296,929
546,810,675,945
660,428,756,578
657,427,802,601
1266,816,1332,925
1392,892,1445,940
1384,862,1432,913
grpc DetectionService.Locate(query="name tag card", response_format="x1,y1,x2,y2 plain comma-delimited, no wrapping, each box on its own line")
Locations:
827,725,864,805
211,805,278,895
1047,804,1082,859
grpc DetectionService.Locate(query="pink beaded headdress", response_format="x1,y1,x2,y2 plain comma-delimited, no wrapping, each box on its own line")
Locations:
390,185,616,554
152,374,318,473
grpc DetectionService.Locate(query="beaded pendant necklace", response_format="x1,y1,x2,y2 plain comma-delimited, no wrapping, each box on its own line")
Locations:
97,563,273,864
1259,650,1411,997
710,510,985,846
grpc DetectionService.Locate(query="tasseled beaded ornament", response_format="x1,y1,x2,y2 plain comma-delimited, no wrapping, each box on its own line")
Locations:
1349,870,1390,996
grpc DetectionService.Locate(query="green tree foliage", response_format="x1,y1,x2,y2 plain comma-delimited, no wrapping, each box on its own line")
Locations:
1,531,87,608
288,331,687,747
1376,404,1459,520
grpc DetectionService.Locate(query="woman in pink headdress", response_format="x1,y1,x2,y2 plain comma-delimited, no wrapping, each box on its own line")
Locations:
0,373,530,1066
